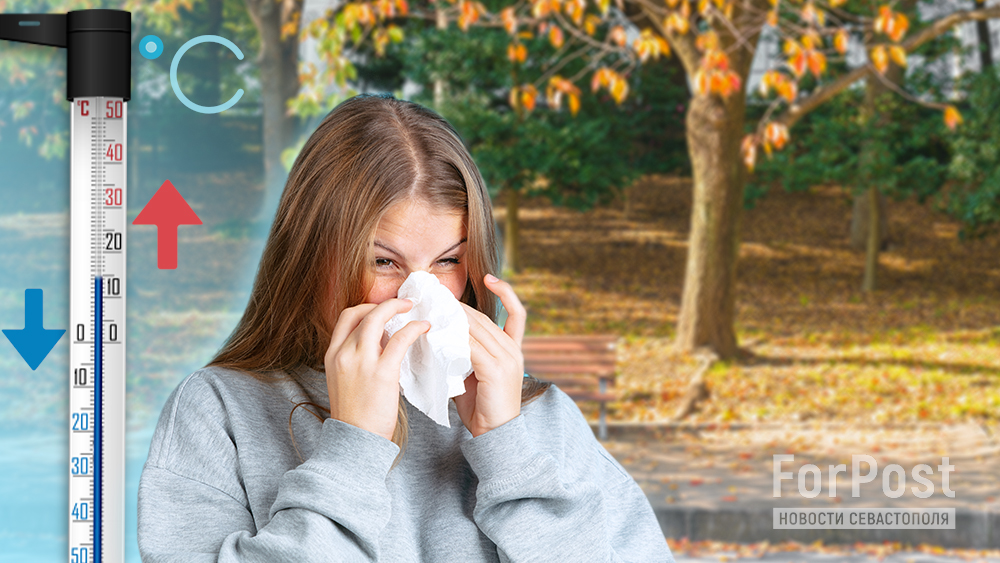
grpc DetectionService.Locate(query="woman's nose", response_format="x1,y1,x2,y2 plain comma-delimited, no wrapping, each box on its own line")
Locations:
406,265,435,276
402,267,444,285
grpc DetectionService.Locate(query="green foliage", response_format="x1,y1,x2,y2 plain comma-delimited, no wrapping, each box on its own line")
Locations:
742,4,1000,243
624,58,691,177
357,16,689,210
938,69,1000,239
0,13,69,159
445,94,644,209
744,83,949,210
740,0,964,210
745,21,1000,241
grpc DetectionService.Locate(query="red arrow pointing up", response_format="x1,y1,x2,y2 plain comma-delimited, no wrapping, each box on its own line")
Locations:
132,180,202,269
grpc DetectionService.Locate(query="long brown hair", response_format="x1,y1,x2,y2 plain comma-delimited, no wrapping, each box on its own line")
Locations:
208,93,549,456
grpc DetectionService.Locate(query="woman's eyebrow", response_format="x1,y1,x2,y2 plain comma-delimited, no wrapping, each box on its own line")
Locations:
374,241,402,257
437,238,467,257
373,238,467,259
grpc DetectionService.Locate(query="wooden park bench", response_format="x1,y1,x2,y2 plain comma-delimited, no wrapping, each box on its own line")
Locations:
522,335,619,440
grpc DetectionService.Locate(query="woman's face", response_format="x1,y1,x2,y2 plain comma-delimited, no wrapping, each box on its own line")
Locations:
365,198,469,304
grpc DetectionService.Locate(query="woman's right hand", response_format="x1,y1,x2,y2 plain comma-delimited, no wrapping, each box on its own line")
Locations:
325,298,430,441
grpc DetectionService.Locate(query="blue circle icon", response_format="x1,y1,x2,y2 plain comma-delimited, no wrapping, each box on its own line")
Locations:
140,35,163,59
170,35,244,114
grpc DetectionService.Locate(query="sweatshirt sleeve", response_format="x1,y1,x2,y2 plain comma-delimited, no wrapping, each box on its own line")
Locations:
137,372,400,563
458,389,674,563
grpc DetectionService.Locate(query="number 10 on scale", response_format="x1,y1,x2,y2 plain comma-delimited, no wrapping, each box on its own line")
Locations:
68,97,127,563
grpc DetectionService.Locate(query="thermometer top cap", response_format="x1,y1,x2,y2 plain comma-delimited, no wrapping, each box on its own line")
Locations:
0,9,131,101
67,10,131,102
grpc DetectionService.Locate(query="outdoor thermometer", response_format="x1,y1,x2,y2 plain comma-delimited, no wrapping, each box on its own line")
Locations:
0,10,131,563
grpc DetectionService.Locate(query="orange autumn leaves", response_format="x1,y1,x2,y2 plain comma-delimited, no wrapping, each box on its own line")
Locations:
508,78,582,116
692,32,742,99
499,0,955,141
783,32,828,80
742,3,962,172
505,0,653,116
869,5,909,75
867,6,960,131
308,0,964,168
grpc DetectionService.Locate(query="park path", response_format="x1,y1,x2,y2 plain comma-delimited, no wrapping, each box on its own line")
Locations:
599,422,1000,553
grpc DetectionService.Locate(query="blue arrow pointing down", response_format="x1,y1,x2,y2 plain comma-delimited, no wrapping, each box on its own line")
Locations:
3,289,65,370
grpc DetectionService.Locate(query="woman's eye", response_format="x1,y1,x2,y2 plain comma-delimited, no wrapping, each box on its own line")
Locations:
375,257,458,269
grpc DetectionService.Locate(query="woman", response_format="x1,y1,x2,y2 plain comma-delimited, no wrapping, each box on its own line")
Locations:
137,93,674,562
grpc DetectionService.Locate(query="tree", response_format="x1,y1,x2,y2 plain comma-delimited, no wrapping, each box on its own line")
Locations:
239,0,302,220
121,0,301,220
745,1,999,293
973,0,993,70
285,0,1000,360
634,0,997,356
856,0,913,292
744,68,951,291
940,68,1000,239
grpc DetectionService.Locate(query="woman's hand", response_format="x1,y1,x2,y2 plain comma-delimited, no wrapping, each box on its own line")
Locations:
453,274,527,438
325,298,430,441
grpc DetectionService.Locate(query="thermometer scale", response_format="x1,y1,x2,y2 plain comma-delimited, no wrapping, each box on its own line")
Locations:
68,94,127,563
0,10,131,562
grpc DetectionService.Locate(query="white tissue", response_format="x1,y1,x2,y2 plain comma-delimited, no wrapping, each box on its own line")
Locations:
383,271,473,427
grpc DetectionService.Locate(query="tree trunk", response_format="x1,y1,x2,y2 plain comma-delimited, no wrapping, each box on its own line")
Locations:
674,93,748,359
503,187,520,275
622,183,632,221
192,0,224,111
861,184,880,292
856,97,885,291
245,0,302,222
647,0,767,360
433,6,448,109
855,22,907,290
849,188,888,250
193,0,225,161
975,0,994,70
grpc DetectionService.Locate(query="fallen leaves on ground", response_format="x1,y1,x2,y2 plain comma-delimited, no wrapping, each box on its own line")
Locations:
608,335,1000,425
505,175,1000,426
666,538,1000,561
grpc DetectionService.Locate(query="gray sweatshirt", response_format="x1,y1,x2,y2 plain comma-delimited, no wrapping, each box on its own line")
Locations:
137,365,674,562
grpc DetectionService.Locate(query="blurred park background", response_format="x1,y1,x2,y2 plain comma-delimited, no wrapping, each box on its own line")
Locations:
0,0,999,561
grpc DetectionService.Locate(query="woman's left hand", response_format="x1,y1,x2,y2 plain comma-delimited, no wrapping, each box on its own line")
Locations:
453,274,526,438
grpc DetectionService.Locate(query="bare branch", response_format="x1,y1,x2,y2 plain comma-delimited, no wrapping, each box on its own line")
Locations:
628,0,670,20
549,9,625,53
543,12,624,85
707,5,760,59
867,59,950,111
